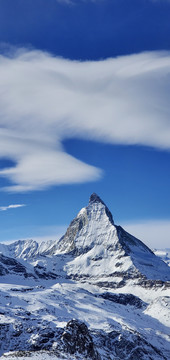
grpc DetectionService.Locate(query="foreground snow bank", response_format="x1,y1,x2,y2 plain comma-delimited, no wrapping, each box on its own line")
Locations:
1,350,79,360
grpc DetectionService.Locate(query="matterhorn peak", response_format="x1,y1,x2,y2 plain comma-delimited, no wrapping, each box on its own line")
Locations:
57,193,115,255
56,193,170,283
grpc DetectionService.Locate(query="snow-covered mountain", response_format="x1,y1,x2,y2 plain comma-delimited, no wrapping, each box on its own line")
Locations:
0,193,170,359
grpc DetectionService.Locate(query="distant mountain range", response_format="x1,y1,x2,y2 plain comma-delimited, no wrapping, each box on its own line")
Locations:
0,194,170,359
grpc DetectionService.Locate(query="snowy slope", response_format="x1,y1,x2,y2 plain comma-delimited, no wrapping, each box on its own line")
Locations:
0,280,169,359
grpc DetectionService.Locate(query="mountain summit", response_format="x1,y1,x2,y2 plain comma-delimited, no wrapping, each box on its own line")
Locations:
89,192,105,204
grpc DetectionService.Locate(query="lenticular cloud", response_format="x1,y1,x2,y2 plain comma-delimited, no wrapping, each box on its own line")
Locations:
0,48,170,192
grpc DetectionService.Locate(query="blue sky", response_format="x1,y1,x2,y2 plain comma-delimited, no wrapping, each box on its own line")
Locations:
0,0,170,248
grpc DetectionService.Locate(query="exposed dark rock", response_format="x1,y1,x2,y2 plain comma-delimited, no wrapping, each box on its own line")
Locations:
89,193,105,204
92,329,167,360
100,292,145,308
56,208,88,254
0,264,8,276
0,319,168,360
0,254,33,278
137,278,170,289
34,267,58,280
61,319,100,359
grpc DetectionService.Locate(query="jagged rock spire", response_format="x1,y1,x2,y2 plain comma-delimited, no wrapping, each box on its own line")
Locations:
89,193,114,225
89,193,105,205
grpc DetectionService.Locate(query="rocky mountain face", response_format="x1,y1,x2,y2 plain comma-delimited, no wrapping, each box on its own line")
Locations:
0,193,170,359
56,193,170,285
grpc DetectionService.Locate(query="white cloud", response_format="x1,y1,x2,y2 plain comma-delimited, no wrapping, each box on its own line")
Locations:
0,204,26,211
0,48,170,192
123,219,170,249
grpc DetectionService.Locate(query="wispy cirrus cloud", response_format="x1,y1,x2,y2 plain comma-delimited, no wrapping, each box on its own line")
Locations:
0,48,170,192
0,204,26,211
